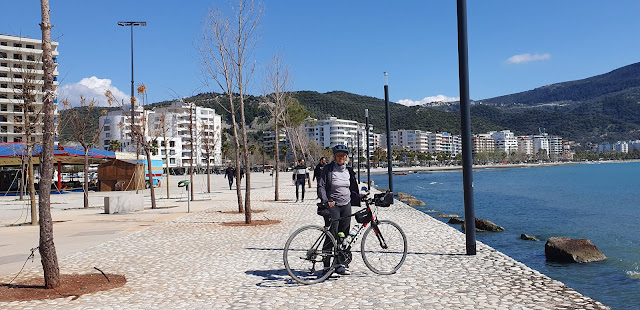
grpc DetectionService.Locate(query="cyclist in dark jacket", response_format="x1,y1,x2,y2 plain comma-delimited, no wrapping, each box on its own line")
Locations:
292,158,310,202
317,144,361,275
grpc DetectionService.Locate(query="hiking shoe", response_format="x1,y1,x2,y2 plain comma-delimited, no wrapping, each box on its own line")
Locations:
295,199,299,203
336,266,350,275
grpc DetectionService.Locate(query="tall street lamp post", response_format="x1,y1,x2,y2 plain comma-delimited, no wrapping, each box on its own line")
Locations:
365,109,371,190
117,21,146,127
383,72,393,193
456,0,477,255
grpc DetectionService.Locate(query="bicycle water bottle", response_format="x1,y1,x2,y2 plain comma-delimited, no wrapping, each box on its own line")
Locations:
349,225,359,237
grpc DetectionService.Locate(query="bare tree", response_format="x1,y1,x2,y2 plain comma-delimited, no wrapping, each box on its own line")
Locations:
10,45,43,224
60,97,108,209
38,0,60,288
263,54,291,201
201,124,220,193
158,114,171,198
200,0,263,221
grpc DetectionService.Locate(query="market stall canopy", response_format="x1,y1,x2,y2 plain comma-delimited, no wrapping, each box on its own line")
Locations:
0,142,116,166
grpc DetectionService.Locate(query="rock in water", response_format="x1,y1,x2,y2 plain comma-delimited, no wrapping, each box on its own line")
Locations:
437,213,460,218
405,198,425,206
461,218,505,232
520,234,539,241
545,237,606,263
448,218,464,224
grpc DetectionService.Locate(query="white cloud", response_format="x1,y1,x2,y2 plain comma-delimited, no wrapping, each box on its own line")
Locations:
506,53,551,64
59,76,132,107
398,95,460,106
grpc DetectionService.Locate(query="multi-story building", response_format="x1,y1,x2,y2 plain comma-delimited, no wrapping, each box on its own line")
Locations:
612,141,629,153
387,130,431,152
472,134,495,153
628,140,640,152
516,136,534,156
533,134,550,157
99,101,222,169
548,135,563,157
306,117,372,155
263,129,287,152
0,34,59,143
490,130,518,154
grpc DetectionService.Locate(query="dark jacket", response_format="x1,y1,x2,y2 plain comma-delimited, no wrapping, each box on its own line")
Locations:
292,165,309,181
313,163,325,181
317,162,361,207
224,167,235,180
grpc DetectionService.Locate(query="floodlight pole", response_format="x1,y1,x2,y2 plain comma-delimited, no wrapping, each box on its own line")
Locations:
456,0,477,255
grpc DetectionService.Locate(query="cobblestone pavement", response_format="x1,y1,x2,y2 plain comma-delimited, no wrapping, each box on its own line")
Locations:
0,177,610,309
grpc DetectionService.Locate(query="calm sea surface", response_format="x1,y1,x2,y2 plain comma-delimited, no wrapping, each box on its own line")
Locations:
370,161,640,309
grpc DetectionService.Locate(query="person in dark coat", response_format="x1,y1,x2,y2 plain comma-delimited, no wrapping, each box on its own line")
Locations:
292,158,310,202
224,164,235,190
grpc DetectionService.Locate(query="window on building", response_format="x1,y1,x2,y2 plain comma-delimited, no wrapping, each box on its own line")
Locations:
13,43,22,48
0,52,6,58
0,63,7,67
170,150,176,155
170,141,175,147
14,137,22,142
0,42,6,46
0,84,6,88
0,73,6,77
26,44,35,49
12,64,21,68
14,74,22,79
161,150,166,155
170,158,175,164
104,126,110,131
26,55,35,61
0,116,6,122
14,126,22,133
0,126,6,132
0,137,6,142
13,54,22,60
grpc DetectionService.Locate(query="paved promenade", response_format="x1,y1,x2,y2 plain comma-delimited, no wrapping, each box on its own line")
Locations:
0,173,609,309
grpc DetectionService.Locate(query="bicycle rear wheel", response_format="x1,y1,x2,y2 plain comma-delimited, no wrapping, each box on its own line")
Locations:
283,225,337,284
361,220,407,275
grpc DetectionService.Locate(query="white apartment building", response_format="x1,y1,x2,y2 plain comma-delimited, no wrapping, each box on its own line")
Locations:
263,129,287,152
490,130,518,154
150,101,222,168
548,135,563,157
306,117,372,155
517,136,534,156
100,101,222,169
533,134,550,156
99,105,152,152
612,141,629,153
0,34,59,143
388,130,431,152
628,140,640,152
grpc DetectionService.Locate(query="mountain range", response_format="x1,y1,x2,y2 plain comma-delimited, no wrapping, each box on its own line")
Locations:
59,61,640,147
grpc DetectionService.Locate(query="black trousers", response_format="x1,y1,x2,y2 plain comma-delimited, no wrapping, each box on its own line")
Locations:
322,203,351,268
227,177,233,190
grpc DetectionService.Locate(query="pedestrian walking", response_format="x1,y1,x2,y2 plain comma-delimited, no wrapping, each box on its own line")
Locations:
224,164,235,190
292,158,310,202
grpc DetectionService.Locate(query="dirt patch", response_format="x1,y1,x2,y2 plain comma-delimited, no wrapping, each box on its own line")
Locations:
0,273,126,302
219,209,266,214
220,220,280,227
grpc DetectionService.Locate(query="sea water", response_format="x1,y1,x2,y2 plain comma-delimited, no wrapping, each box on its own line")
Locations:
371,161,640,309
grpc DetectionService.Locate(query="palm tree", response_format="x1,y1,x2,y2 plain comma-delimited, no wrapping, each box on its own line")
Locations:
109,140,122,152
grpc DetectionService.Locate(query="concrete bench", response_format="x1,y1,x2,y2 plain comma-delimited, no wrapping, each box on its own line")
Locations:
104,194,144,214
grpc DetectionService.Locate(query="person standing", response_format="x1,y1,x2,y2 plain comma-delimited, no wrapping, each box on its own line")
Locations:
313,157,327,184
317,145,361,275
292,158,310,202
224,164,235,190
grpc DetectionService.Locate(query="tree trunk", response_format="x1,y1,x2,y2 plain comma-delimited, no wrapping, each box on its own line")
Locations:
19,157,24,201
189,106,194,201
206,156,211,193
274,122,280,201
28,151,37,225
83,147,89,208
38,0,60,288
164,135,170,199
228,99,244,213
239,95,251,224
146,149,157,209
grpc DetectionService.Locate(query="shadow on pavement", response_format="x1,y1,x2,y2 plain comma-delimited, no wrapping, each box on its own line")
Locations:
245,269,298,288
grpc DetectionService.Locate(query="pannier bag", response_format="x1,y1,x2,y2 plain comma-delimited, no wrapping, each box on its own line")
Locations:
374,191,394,207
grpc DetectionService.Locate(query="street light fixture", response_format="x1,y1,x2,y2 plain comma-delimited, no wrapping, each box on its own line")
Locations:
117,21,146,126
383,72,393,193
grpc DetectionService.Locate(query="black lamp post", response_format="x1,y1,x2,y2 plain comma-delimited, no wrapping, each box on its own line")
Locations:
365,109,371,190
384,72,393,193
456,0,476,255
117,21,146,126
357,128,361,182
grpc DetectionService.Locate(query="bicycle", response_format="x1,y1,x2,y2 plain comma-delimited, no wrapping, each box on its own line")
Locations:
283,190,408,284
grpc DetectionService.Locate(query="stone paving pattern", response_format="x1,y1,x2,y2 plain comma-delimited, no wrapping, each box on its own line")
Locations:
0,176,610,309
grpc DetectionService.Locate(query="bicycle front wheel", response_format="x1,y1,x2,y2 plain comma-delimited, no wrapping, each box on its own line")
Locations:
283,225,337,285
361,220,407,275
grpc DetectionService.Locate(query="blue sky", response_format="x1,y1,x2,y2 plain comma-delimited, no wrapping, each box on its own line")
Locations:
4,1,640,106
